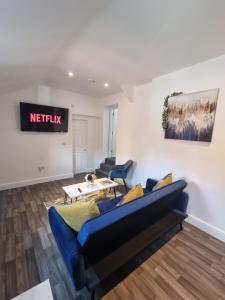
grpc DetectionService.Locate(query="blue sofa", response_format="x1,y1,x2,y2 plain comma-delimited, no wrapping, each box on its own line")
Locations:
48,179,188,294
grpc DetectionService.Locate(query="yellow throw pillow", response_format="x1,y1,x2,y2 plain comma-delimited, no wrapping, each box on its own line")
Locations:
152,173,172,191
56,200,100,232
120,184,144,205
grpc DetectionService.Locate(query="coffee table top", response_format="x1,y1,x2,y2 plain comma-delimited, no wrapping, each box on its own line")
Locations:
63,177,119,199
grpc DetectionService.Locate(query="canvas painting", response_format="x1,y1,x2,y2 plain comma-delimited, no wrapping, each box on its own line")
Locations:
165,88,219,142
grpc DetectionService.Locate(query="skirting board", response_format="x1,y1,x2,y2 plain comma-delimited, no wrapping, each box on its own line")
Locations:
0,173,74,191
187,214,225,243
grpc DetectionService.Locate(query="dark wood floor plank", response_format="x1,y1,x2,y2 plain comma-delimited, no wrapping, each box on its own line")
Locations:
0,268,6,300
16,253,30,295
23,229,32,250
5,233,16,263
25,248,40,287
56,256,78,299
54,281,72,300
37,226,51,250
0,240,5,269
5,260,17,299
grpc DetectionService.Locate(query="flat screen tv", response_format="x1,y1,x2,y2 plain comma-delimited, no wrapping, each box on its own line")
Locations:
20,102,69,132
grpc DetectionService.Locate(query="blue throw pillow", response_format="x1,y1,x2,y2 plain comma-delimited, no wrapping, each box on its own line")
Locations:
97,196,123,214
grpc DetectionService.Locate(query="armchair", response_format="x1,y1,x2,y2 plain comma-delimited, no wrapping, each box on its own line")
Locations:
108,160,133,192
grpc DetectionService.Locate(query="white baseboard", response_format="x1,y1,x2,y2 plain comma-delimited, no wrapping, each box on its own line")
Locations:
187,214,225,243
0,173,74,191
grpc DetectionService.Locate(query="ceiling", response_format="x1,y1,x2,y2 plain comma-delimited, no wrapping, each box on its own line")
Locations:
1,0,225,97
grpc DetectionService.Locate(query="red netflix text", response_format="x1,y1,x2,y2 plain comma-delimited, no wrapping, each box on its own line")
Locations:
30,113,61,124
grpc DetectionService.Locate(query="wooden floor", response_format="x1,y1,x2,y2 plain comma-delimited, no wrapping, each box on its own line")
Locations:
0,176,225,300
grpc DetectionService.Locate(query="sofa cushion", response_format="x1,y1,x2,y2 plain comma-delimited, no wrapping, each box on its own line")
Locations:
56,200,100,232
97,195,123,214
119,184,144,205
152,173,172,191
145,178,158,192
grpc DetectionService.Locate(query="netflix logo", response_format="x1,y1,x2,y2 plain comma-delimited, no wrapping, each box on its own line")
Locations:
20,102,68,132
30,113,61,124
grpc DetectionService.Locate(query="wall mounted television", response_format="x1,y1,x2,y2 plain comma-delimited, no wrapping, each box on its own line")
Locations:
20,102,69,132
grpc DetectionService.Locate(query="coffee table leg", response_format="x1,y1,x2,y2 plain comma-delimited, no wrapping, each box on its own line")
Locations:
64,193,67,204
113,187,116,199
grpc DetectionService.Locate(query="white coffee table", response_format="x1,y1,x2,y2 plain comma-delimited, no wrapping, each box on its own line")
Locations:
63,177,119,203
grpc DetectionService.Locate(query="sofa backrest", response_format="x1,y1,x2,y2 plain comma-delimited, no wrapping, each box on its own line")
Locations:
77,180,187,260
124,160,133,171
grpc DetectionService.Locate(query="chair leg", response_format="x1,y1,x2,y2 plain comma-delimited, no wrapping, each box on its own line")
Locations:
123,179,128,192
91,290,95,300
179,222,183,231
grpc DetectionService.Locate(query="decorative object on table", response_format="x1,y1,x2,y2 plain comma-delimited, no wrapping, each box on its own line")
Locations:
108,160,133,192
164,88,219,142
85,173,96,186
162,92,183,130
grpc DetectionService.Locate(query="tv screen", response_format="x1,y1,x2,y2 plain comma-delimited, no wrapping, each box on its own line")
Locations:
20,102,69,132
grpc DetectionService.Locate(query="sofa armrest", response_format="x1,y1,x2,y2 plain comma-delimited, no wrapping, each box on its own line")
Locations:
48,207,86,290
174,191,189,214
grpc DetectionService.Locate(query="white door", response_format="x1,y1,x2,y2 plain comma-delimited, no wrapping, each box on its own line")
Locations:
109,108,118,157
73,119,88,174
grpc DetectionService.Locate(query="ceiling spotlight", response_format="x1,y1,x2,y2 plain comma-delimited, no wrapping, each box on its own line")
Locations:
104,82,109,88
68,71,74,77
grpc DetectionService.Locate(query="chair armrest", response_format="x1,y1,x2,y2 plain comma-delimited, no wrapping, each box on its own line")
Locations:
109,169,127,179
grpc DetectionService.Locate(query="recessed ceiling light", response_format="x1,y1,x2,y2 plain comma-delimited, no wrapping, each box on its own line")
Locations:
68,71,74,77
104,82,109,88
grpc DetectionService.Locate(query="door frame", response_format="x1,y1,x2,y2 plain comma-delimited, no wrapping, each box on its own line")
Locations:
108,105,118,158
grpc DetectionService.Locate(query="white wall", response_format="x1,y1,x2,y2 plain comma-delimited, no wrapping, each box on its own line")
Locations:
99,55,225,242
0,85,99,190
